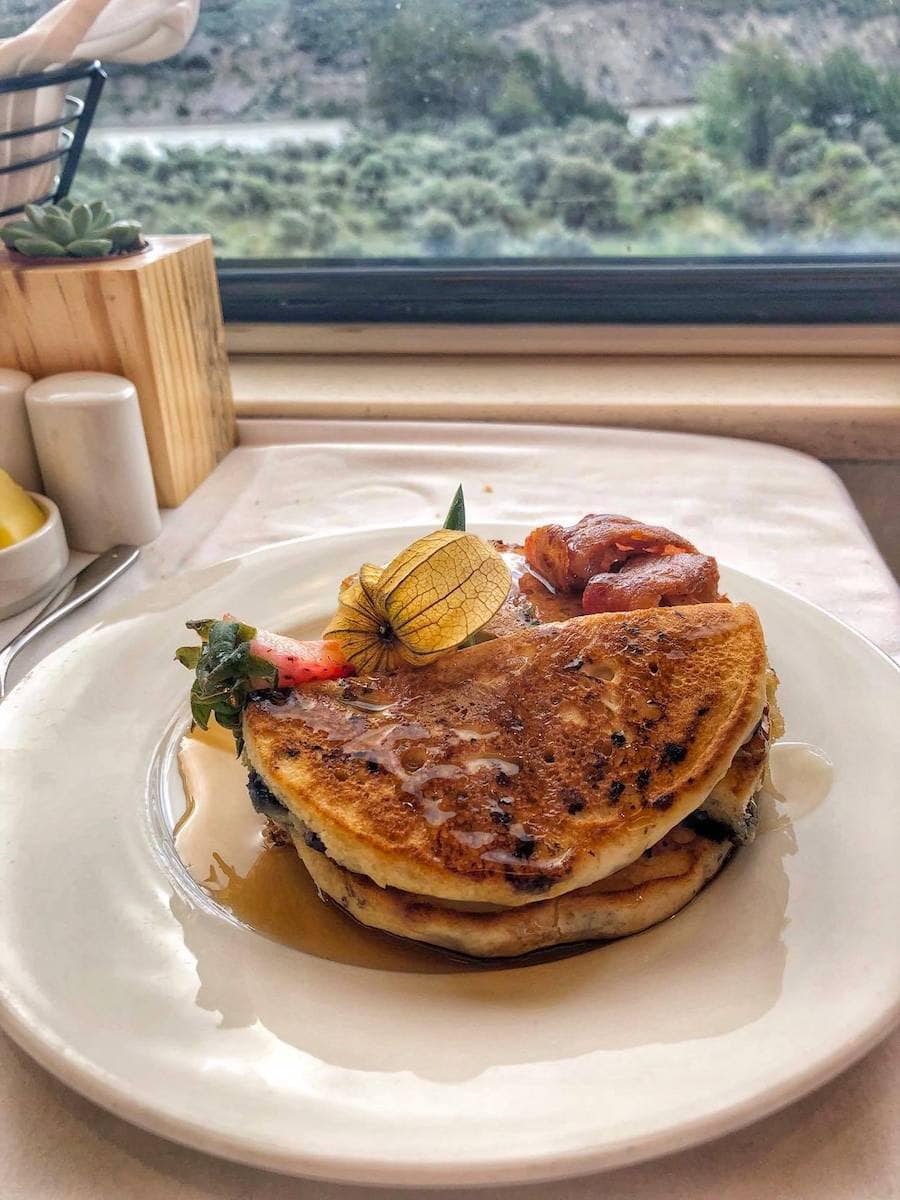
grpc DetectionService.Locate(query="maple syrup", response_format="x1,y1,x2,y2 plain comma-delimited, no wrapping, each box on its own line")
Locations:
756,741,833,833
497,546,583,623
175,723,470,973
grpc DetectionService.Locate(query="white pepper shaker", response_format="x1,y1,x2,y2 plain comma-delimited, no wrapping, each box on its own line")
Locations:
26,372,162,553
0,368,42,492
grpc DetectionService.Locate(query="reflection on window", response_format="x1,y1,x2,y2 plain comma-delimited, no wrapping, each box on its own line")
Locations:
19,0,900,257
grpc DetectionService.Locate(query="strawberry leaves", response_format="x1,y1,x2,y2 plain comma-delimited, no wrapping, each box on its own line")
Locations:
176,618,277,754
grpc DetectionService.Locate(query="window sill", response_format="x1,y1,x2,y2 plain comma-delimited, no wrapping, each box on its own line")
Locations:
230,351,900,461
225,322,900,358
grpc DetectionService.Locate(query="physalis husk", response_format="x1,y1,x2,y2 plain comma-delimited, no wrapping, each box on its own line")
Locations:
323,529,511,673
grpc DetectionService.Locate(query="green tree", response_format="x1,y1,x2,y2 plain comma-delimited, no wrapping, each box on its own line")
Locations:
867,180,900,221
450,150,499,179
352,153,392,200
288,0,397,66
641,149,723,217
375,185,420,231
514,50,626,128
540,157,626,232
563,119,642,170
807,47,883,134
858,120,892,160
879,71,900,142
119,146,154,176
307,207,340,252
701,40,807,167
452,119,496,150
770,123,828,176
275,212,311,252
718,177,810,234
416,210,461,253
802,142,871,203
431,177,509,226
368,2,507,128
506,149,555,203
491,67,544,134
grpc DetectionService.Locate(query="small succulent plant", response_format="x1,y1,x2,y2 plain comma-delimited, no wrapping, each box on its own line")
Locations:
0,198,142,258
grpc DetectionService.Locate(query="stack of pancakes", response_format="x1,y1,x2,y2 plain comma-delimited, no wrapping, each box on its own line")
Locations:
243,601,780,959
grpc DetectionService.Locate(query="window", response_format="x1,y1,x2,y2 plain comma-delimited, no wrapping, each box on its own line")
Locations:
8,0,900,320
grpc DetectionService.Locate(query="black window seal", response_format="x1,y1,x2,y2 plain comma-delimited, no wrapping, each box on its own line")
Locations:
218,255,900,324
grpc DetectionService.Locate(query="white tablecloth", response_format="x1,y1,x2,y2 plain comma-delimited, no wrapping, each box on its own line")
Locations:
2,420,899,1199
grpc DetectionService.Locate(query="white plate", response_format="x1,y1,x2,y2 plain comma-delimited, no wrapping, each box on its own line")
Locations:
1,525,898,1188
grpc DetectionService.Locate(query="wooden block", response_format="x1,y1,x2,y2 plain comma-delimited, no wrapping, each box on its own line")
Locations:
0,235,235,507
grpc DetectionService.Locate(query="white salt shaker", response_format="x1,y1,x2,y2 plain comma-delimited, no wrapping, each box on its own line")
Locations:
25,372,162,553
0,368,42,492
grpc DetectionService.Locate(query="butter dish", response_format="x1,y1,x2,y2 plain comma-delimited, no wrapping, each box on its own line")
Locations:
0,494,68,620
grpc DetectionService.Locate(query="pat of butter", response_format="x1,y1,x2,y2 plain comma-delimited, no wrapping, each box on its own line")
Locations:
0,468,45,549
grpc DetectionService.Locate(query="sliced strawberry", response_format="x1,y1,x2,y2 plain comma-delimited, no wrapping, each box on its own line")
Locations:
219,612,354,685
248,628,355,685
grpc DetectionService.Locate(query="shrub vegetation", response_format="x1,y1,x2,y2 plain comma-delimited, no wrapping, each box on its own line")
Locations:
72,35,900,256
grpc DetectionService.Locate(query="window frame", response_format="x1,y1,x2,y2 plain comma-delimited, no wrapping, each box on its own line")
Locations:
218,255,900,324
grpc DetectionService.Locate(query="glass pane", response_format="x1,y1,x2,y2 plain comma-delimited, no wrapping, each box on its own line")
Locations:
10,0,900,257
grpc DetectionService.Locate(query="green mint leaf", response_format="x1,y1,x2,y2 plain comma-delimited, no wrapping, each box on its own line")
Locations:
185,618,217,640
179,617,267,752
175,645,201,669
442,484,466,531
190,697,213,730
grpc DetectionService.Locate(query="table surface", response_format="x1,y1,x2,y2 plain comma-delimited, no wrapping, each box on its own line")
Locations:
2,420,899,1200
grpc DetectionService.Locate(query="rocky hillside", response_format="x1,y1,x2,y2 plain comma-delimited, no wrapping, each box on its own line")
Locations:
503,1,900,106
3,0,899,122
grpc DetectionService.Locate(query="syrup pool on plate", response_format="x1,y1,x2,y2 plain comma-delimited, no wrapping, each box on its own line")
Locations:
756,741,834,833
175,723,470,973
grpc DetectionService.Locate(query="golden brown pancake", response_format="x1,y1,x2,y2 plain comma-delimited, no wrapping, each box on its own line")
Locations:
485,544,776,844
702,670,781,842
243,603,768,907
276,690,774,958
292,821,733,958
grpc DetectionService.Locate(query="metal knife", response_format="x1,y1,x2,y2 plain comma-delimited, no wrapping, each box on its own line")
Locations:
0,544,140,701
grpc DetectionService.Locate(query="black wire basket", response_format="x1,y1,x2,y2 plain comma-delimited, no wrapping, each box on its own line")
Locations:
0,60,106,219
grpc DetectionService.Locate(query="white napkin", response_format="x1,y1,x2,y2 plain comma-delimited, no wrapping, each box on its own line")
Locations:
0,0,105,210
0,0,199,72
71,0,200,65
0,0,199,216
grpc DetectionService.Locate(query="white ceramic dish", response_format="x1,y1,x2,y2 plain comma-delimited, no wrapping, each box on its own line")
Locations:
0,492,68,619
0,524,898,1188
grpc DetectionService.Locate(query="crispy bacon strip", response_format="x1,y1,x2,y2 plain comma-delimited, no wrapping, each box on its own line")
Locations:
524,514,699,594
582,552,720,614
